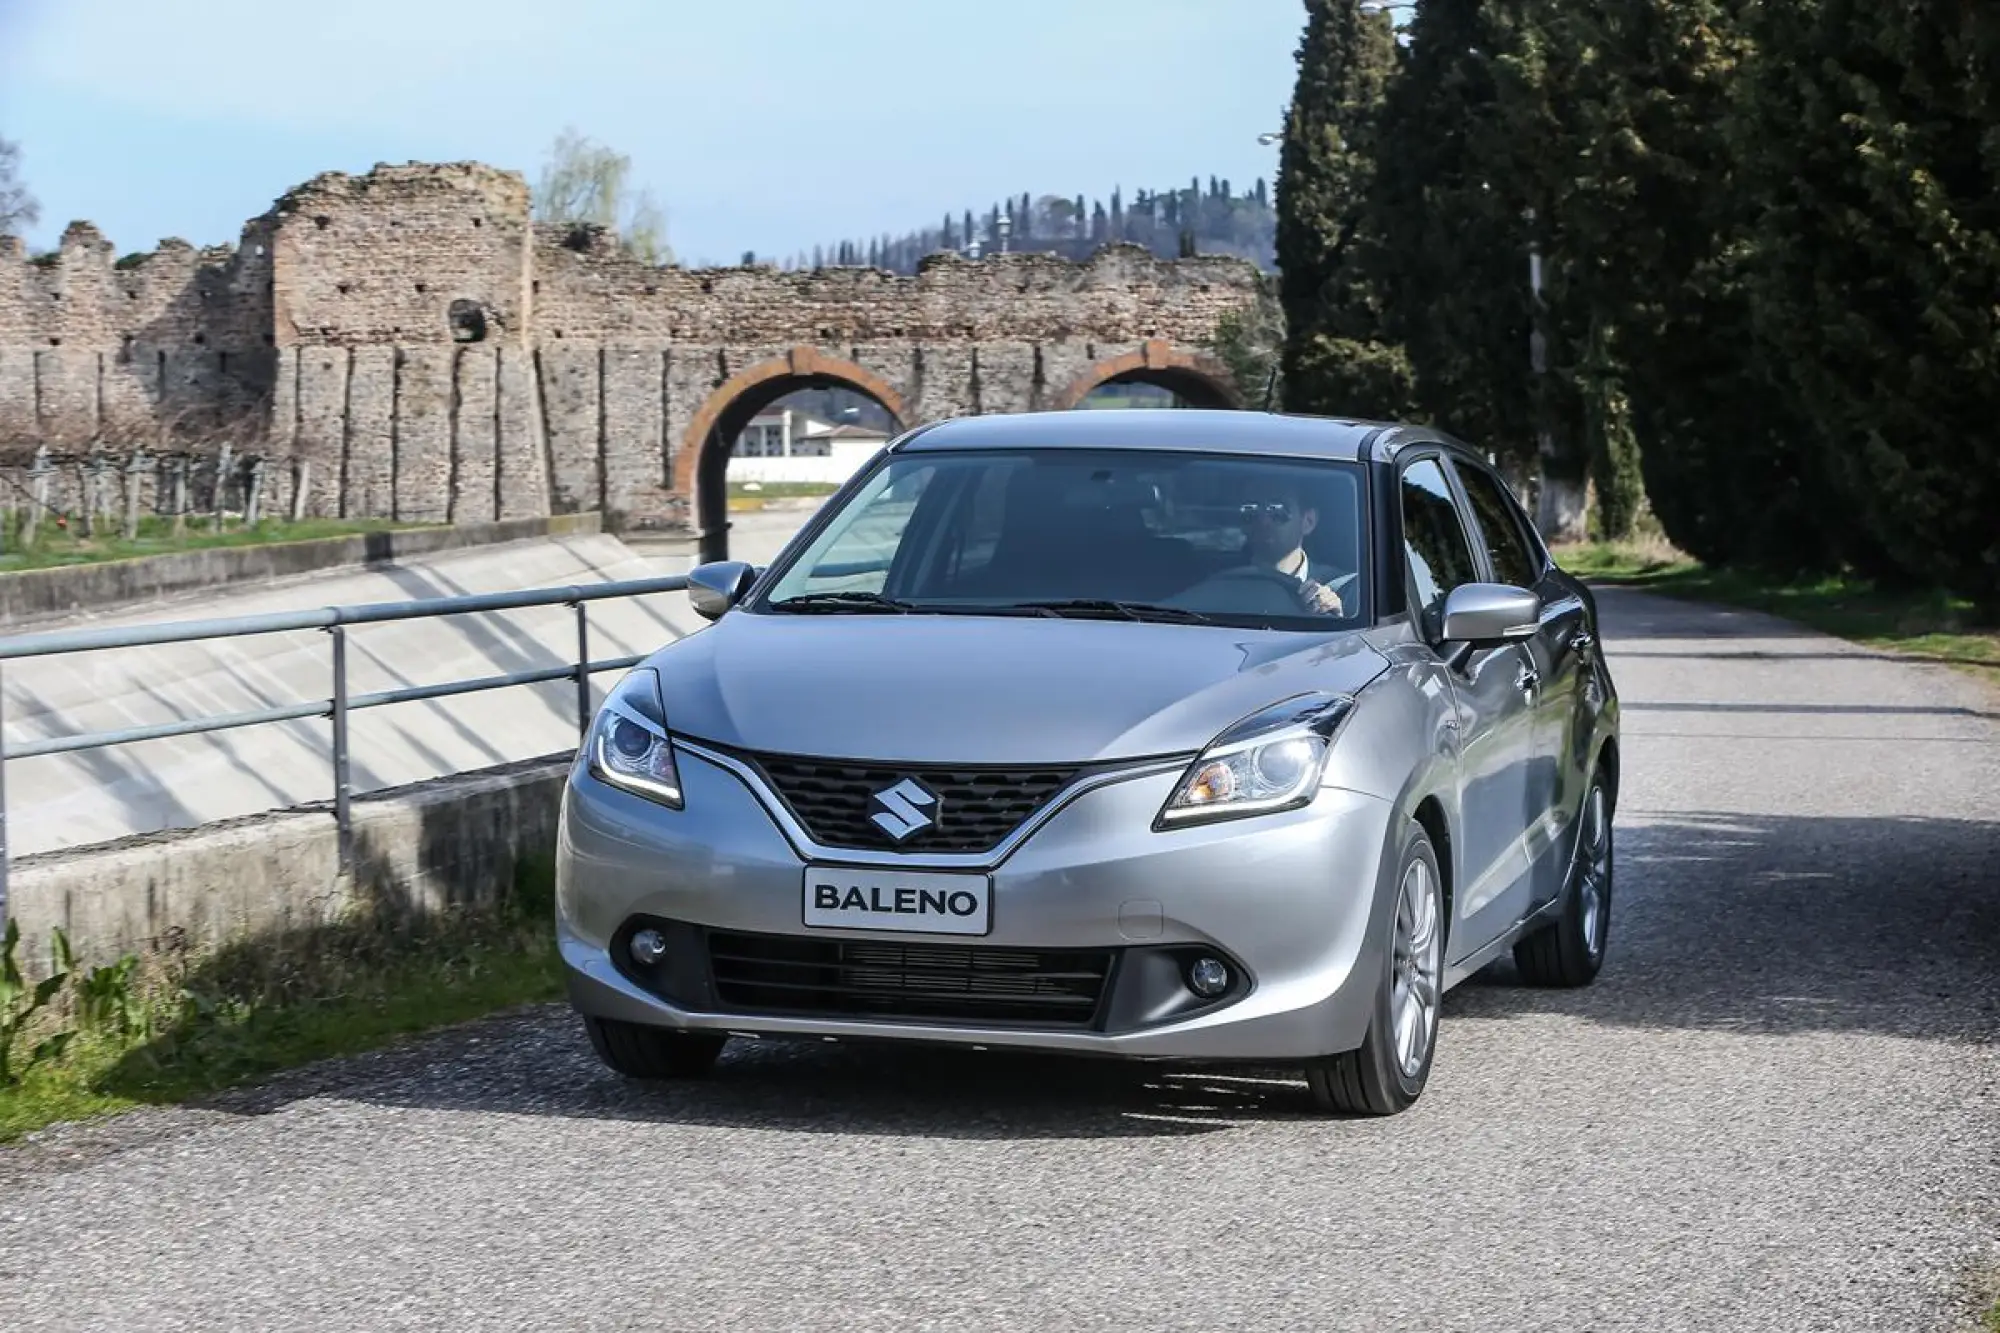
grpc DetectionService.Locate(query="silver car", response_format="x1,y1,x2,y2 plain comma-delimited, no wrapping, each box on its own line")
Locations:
555,409,1620,1115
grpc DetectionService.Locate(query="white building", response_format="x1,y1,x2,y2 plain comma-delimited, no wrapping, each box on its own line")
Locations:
731,408,891,485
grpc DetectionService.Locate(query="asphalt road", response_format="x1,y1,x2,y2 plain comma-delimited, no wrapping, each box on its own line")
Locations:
2,585,1996,1333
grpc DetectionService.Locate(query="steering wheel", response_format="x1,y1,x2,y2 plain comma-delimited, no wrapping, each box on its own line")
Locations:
1183,564,1340,616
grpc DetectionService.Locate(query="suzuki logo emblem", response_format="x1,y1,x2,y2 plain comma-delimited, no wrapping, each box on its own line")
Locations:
869,777,940,842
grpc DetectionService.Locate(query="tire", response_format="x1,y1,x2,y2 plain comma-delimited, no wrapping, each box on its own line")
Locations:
583,1015,728,1079
1304,820,1445,1116
1512,771,1613,988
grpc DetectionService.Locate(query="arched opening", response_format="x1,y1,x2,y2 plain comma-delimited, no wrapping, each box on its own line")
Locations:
1055,339,1245,413
677,348,906,564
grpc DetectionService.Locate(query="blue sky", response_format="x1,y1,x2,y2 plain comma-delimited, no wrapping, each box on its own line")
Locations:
0,0,1306,266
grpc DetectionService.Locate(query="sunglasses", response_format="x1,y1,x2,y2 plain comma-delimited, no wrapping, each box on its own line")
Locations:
1238,501,1296,522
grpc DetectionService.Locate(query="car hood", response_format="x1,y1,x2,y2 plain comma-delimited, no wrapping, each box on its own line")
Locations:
650,611,1390,765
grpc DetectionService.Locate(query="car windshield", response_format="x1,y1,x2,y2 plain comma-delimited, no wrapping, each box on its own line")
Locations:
752,446,1370,630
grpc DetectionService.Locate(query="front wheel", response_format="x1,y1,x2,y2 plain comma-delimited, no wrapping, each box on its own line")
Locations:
1512,773,1613,988
1303,820,1445,1116
583,1016,728,1079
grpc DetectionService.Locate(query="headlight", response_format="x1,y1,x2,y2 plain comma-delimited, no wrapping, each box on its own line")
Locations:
586,667,682,808
1155,692,1356,829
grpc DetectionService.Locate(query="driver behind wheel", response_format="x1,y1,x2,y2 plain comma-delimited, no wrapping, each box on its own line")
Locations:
1238,482,1344,615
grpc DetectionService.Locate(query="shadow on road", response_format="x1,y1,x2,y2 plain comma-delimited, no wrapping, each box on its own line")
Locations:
1623,699,1999,721
1453,809,2000,1043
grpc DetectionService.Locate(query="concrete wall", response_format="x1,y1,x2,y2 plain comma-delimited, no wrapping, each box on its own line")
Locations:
10,753,571,975
0,162,1265,535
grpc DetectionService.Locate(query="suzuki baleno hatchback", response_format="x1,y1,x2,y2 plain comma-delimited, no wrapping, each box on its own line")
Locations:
555,409,1620,1115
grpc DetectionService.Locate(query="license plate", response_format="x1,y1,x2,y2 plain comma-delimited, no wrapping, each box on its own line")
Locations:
801,866,992,936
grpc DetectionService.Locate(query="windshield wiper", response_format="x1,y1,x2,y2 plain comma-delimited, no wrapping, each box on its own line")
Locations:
1007,599,1216,625
767,591,918,614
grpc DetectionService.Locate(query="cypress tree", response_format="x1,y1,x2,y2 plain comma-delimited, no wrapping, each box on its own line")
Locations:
1371,0,1536,463
1730,0,2000,603
1274,0,1413,420
1544,1,1831,567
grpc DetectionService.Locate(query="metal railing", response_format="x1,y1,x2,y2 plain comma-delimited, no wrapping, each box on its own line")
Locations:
0,573,692,936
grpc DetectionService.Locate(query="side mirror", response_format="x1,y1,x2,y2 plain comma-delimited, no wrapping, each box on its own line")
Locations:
687,560,758,622
1440,582,1541,647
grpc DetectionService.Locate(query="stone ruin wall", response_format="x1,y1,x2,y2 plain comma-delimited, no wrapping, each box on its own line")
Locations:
0,161,1267,532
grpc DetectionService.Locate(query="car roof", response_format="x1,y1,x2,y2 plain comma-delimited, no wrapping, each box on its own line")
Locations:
890,408,1437,464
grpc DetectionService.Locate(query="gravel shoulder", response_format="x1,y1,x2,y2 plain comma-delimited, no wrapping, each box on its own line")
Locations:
2,586,1995,1332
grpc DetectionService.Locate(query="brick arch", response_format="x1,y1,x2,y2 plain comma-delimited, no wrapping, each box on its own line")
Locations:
1053,339,1246,411
673,346,909,502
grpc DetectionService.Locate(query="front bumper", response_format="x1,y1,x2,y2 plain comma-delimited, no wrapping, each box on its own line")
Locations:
555,742,1402,1063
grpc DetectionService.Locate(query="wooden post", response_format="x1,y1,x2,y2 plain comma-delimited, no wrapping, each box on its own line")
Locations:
245,457,265,527
291,459,311,523
80,457,97,539
23,448,49,546
212,444,233,532
123,450,146,541
172,455,188,536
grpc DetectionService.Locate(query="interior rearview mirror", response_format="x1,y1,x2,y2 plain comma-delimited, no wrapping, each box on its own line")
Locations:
1440,582,1541,647
688,560,758,621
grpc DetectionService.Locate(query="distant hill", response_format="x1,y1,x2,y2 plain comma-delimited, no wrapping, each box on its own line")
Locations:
751,175,1276,274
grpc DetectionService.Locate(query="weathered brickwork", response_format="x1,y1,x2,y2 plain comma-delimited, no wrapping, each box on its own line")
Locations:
0,161,1264,537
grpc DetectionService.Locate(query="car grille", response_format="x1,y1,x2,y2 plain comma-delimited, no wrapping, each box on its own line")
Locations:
705,930,1115,1028
743,753,1080,853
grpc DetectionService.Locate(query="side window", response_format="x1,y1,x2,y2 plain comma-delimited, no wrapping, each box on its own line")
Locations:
1454,463,1542,589
1399,457,1481,634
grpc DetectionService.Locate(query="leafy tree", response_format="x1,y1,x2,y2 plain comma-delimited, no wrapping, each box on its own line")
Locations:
533,127,672,264
0,135,38,239
1274,0,1413,420
1209,275,1288,408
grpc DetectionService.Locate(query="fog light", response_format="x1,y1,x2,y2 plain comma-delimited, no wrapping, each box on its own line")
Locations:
629,929,668,967
1187,957,1230,997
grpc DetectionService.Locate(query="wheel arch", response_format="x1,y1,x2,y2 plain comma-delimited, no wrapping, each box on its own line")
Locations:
1410,792,1455,955
1594,733,1622,817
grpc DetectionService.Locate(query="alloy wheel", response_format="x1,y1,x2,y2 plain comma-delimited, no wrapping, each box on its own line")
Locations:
1390,856,1442,1079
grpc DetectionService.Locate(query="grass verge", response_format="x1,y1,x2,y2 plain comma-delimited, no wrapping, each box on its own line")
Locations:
0,857,563,1144
726,480,838,513
0,515,433,573
1552,538,2000,679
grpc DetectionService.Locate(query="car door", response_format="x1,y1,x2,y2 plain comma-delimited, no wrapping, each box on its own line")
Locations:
1395,453,1543,956
1448,455,1590,912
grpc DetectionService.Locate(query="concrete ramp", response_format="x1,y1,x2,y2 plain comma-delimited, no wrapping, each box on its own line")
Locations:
5,533,718,860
